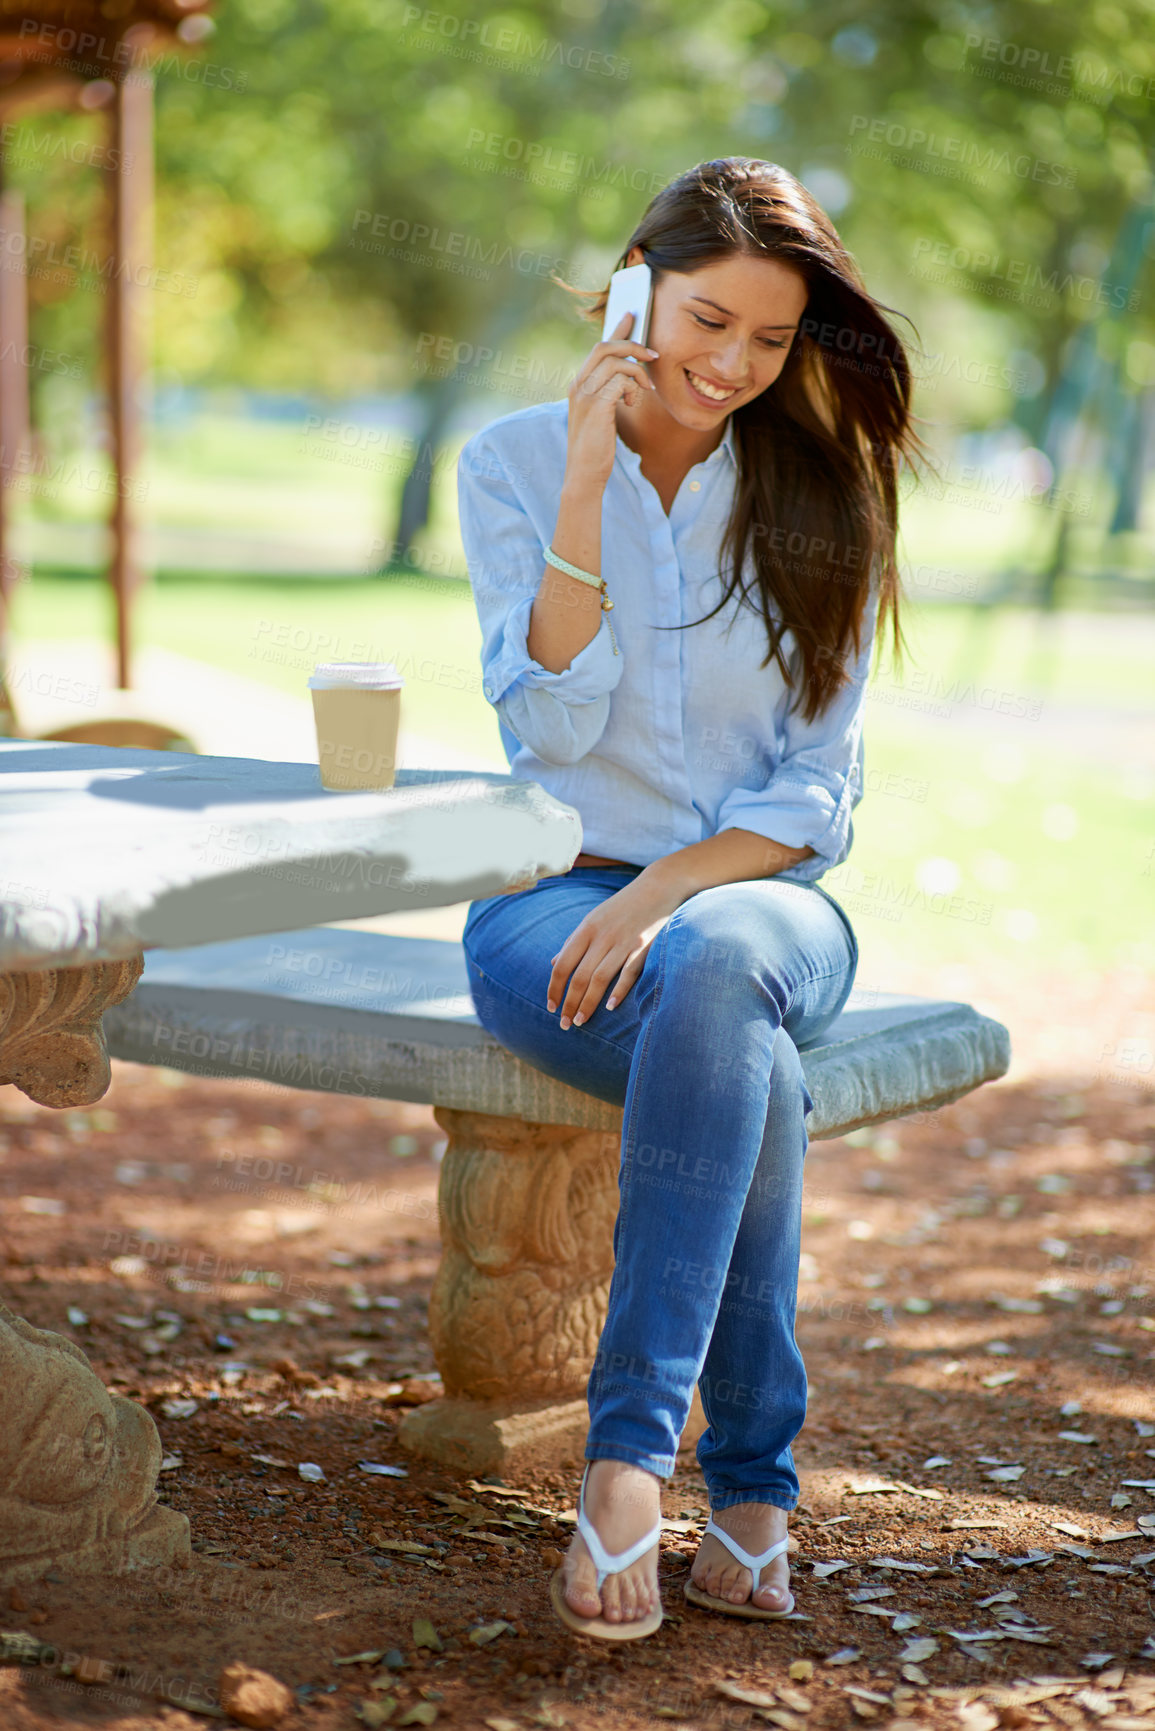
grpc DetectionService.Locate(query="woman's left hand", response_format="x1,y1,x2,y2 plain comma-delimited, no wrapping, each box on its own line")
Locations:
547,867,689,1028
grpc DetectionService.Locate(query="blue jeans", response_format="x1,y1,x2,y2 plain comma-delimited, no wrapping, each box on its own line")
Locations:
462,866,858,1512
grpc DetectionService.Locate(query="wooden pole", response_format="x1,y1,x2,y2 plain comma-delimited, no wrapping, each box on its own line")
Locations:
107,67,154,691
0,173,30,732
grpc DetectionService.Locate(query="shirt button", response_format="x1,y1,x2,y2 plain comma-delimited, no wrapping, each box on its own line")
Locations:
483,683,493,698
689,480,701,491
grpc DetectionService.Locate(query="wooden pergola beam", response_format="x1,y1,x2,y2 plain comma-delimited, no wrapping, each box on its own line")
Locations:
108,69,153,691
0,0,211,701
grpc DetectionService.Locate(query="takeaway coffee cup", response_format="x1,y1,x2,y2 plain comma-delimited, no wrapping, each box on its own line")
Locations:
308,662,403,791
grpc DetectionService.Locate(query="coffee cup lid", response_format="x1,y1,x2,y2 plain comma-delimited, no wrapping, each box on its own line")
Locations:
308,661,404,691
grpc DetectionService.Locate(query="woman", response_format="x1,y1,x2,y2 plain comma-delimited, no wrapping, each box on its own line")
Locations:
455,158,919,1641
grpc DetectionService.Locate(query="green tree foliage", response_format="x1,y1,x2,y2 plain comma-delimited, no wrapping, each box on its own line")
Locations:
6,0,1154,565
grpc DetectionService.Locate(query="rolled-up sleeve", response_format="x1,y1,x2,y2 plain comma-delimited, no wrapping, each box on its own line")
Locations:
457,431,624,767
715,586,879,884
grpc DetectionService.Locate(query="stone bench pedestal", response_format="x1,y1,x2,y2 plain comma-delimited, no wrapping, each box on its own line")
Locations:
397,1108,710,1474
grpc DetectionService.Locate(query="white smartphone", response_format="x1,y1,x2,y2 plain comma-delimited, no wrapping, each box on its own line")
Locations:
601,261,653,347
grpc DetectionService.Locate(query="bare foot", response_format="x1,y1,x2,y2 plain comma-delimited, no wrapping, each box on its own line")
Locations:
690,1501,793,1613
560,1461,663,1624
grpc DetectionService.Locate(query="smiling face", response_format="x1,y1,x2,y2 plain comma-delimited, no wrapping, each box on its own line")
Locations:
624,243,809,431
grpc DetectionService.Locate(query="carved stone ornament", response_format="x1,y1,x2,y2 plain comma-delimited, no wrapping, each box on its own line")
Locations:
0,1303,191,1587
427,1107,620,1402
0,955,144,1107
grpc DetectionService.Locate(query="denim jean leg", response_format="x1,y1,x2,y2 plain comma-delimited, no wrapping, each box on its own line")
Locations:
585,896,800,1479
696,1025,812,1513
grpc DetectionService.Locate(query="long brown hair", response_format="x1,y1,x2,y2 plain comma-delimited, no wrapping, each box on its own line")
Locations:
559,158,925,721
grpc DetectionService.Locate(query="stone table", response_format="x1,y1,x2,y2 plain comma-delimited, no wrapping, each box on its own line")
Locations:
0,737,581,1584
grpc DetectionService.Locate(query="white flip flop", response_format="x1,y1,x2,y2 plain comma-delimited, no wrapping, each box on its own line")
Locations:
683,1515,795,1620
550,1464,664,1641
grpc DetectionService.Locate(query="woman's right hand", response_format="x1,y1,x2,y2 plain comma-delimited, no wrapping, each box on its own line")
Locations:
565,311,659,490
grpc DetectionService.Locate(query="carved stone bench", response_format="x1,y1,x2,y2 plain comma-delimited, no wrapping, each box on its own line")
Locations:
103,927,1011,1476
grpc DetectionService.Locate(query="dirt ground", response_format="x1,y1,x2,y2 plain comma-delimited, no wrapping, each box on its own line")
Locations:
2,963,1154,1731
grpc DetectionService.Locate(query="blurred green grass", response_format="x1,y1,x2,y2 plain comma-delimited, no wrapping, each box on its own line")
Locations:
12,573,1152,974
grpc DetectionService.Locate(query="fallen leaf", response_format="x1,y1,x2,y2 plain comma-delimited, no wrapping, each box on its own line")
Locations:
870,1559,936,1573
975,1591,1018,1607
847,1588,895,1602
898,1637,938,1662
901,1664,930,1685
955,1707,998,1731
986,1466,1026,1481
298,1462,325,1483
1049,1522,1088,1537
923,1456,952,1469
891,1614,921,1633
715,1683,776,1708
397,1707,438,1727
846,1480,942,1501
468,1621,515,1646
823,1648,862,1666
812,1561,851,1578
485,1721,520,1731
1057,1433,1097,1445
358,1702,396,1729
412,1620,441,1653
159,1398,198,1420
775,1686,812,1713
358,1462,409,1477
788,1662,814,1682
369,1538,437,1557
335,1650,388,1667
981,1372,1019,1389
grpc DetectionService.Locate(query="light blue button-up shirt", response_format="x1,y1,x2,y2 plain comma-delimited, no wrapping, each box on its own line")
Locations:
456,398,878,885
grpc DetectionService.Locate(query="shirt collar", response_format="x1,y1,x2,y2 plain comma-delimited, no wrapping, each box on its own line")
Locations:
614,413,737,471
